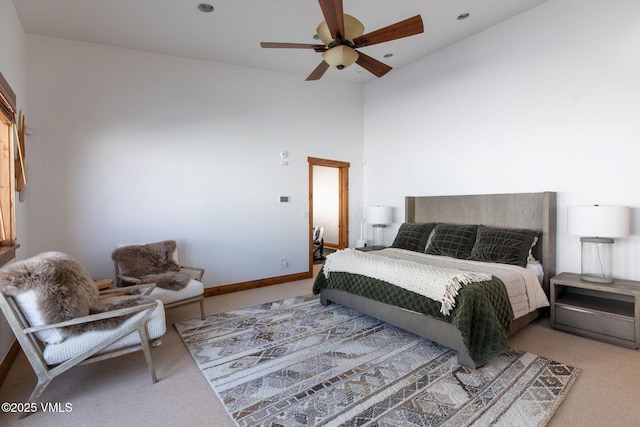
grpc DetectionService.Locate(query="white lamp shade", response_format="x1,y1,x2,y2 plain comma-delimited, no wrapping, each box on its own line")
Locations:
567,205,630,238
366,206,393,225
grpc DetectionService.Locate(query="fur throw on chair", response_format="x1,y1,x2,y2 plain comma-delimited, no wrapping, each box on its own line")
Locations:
111,240,191,291
86,295,157,331
0,252,154,341
136,271,191,291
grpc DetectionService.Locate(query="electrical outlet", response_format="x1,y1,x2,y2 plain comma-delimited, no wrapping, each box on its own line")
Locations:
280,259,288,268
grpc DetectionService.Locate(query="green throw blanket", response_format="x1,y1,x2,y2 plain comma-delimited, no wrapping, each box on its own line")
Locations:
313,267,513,366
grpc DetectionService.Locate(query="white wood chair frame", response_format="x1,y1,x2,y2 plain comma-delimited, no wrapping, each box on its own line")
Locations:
0,284,162,419
114,264,206,320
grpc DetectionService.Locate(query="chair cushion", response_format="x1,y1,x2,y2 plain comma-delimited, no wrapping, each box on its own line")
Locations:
149,279,204,305
14,290,66,344
43,300,166,365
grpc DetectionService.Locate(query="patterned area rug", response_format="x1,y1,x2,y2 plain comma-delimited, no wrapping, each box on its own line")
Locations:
175,295,578,427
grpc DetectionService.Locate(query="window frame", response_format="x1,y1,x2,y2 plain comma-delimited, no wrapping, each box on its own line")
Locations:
0,71,17,249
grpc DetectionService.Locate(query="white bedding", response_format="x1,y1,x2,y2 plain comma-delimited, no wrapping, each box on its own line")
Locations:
356,248,549,320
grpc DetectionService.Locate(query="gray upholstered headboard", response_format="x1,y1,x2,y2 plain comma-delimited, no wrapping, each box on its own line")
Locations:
405,192,556,295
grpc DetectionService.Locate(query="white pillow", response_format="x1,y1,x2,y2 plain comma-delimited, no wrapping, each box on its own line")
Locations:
528,236,539,262
526,260,544,285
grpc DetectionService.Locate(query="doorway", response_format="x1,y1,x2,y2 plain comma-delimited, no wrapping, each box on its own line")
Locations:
307,157,350,275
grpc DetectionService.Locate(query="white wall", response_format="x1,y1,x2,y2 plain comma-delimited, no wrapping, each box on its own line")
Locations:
24,36,364,285
0,0,28,363
363,0,640,280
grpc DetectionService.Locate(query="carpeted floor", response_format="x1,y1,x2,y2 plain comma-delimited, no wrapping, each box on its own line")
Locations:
175,295,579,427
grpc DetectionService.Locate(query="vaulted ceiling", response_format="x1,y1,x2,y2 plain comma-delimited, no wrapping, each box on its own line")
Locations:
13,0,548,83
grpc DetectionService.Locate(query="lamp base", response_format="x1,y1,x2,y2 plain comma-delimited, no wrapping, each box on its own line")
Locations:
580,274,614,284
371,224,387,248
580,237,614,284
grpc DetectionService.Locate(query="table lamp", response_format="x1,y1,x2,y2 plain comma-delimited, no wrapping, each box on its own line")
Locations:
366,206,393,249
567,205,630,283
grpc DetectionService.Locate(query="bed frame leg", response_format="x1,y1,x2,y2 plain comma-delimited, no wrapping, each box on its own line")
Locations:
320,293,331,306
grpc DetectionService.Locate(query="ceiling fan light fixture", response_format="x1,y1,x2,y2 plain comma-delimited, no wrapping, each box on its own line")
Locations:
322,45,359,70
316,14,365,46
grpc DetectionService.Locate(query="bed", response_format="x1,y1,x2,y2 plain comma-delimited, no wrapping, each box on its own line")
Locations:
312,192,556,368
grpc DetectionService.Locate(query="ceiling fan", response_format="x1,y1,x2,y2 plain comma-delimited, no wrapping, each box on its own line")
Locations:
260,0,424,81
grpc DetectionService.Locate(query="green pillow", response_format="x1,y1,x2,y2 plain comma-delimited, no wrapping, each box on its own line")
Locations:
425,223,478,259
469,225,539,267
391,222,436,252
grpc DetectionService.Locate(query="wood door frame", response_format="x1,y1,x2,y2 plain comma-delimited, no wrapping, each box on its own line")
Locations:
308,157,350,275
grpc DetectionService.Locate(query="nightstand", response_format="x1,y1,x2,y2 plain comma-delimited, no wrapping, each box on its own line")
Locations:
355,246,386,252
550,272,640,349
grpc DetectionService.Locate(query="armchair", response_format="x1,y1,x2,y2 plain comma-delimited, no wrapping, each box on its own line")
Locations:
0,252,166,418
111,240,206,320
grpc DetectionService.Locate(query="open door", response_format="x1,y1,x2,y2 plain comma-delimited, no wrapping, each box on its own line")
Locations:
308,157,350,275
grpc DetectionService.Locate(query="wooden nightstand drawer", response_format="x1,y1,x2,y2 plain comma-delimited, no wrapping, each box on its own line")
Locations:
555,302,635,342
551,272,640,349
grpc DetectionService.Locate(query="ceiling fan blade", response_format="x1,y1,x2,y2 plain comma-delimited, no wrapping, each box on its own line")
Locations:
355,51,392,78
261,42,326,50
318,0,344,41
353,15,423,47
306,61,330,81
